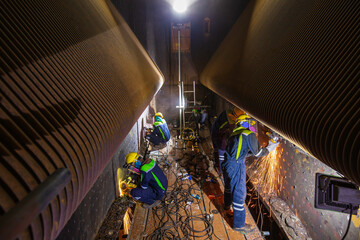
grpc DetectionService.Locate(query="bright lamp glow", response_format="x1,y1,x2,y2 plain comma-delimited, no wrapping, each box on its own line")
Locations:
173,0,188,13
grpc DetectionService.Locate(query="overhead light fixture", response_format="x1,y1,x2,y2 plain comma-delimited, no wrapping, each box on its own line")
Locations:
173,0,188,13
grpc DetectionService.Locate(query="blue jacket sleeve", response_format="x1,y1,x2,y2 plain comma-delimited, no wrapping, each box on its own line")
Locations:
248,133,269,157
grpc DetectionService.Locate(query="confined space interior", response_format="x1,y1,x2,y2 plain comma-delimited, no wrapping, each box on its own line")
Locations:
0,0,359,240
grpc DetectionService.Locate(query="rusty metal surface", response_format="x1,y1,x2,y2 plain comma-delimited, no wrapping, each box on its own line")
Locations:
271,141,359,240
0,0,163,239
201,0,360,186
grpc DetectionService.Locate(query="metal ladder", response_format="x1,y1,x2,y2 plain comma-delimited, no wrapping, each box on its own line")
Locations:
183,80,196,127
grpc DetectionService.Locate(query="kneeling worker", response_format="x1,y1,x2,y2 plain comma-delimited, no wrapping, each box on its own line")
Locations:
146,112,171,148
124,152,168,208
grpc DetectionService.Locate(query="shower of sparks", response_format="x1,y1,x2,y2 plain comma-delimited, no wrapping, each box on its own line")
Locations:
123,208,133,235
116,168,134,235
248,147,282,194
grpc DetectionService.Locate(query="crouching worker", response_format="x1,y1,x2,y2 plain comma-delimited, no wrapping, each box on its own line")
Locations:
145,112,170,149
124,152,168,208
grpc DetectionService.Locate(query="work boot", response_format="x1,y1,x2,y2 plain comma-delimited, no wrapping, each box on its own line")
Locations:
151,143,167,151
224,205,231,210
223,205,233,218
233,224,254,233
142,200,161,209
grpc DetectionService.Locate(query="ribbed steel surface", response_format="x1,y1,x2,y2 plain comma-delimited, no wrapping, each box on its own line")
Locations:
0,0,163,239
201,0,360,185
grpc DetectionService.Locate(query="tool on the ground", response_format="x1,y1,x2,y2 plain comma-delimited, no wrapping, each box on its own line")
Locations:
191,194,201,199
205,175,217,183
181,174,192,181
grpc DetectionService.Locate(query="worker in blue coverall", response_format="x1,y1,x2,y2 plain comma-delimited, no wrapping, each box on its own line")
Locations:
222,115,279,233
210,107,243,172
146,112,171,146
125,152,168,208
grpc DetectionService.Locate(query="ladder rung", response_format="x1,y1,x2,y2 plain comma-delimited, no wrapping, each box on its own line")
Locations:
184,91,194,93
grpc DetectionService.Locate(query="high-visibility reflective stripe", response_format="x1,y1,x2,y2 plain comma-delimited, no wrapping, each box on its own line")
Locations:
233,202,244,207
219,121,228,129
255,148,264,157
236,134,243,160
151,172,165,191
141,185,148,189
233,206,245,211
159,128,165,139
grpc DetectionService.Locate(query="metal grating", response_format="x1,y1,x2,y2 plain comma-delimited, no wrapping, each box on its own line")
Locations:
0,0,163,239
201,0,360,185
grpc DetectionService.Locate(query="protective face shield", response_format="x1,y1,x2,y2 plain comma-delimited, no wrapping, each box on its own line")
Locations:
123,152,142,174
154,116,162,122
235,114,252,128
240,121,250,129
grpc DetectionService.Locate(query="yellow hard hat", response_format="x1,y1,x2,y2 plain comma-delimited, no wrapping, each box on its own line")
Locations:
235,114,251,125
125,152,140,164
155,112,164,118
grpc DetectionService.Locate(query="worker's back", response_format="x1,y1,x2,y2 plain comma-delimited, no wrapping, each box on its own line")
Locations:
140,159,168,194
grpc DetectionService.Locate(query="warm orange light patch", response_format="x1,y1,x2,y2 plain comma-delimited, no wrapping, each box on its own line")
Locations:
117,168,124,196
123,208,133,234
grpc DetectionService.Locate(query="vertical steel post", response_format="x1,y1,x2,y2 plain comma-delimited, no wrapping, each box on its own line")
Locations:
193,80,196,107
182,81,185,128
178,29,182,138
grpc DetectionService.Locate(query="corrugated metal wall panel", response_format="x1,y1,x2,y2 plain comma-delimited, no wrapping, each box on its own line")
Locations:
201,0,360,185
0,0,164,239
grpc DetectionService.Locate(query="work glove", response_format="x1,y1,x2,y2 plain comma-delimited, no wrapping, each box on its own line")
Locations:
266,140,279,152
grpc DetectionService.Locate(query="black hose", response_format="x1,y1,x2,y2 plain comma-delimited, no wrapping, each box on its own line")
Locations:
143,167,217,240
341,204,353,240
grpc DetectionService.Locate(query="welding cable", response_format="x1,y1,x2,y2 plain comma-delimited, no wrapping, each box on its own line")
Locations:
341,204,353,240
145,171,190,238
206,200,223,240
147,152,229,240
180,215,214,239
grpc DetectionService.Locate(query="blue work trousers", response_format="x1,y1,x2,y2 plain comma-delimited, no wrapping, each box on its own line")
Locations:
130,187,165,205
147,135,165,146
223,160,247,228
